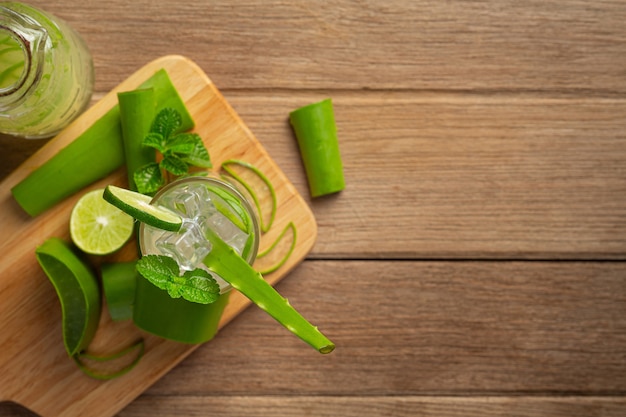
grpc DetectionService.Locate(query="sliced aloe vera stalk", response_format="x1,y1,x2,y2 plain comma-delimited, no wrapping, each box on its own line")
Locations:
118,88,156,192
11,69,194,217
35,238,101,357
101,261,138,321
289,98,345,197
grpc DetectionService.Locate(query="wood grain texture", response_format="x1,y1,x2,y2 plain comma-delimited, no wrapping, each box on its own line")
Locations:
4,94,626,259
18,0,626,93
147,261,626,396
224,92,626,259
118,396,626,417
3,396,626,417
1,0,625,416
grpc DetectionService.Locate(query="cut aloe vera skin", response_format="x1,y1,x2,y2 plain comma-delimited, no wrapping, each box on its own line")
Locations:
35,237,101,357
74,339,145,380
203,229,335,354
11,69,194,217
118,88,156,192
256,222,297,275
101,261,138,321
221,159,277,233
289,98,345,198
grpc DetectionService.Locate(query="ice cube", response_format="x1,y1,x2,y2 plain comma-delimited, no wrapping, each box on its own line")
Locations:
155,219,212,271
179,183,213,217
199,210,250,256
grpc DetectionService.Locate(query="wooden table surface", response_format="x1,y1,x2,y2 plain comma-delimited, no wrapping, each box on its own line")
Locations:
2,1,626,416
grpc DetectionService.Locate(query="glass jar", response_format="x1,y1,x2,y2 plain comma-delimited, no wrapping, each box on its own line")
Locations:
0,2,94,138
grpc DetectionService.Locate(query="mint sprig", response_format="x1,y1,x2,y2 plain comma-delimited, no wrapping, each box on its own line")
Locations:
136,255,220,304
134,108,212,195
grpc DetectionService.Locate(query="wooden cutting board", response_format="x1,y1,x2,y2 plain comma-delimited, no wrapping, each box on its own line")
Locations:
0,55,317,416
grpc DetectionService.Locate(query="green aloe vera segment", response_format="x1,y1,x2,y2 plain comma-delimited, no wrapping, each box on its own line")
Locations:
73,339,145,380
35,237,101,357
118,88,156,192
203,228,335,354
257,221,297,275
221,159,277,233
133,276,231,344
11,69,194,216
289,98,345,197
101,261,139,321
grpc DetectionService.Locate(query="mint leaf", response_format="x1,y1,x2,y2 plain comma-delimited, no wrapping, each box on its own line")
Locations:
142,132,168,153
167,133,200,155
134,162,164,195
136,255,219,304
179,135,212,168
160,154,188,176
136,255,179,292
180,269,220,303
136,107,212,195
166,276,187,298
151,108,182,139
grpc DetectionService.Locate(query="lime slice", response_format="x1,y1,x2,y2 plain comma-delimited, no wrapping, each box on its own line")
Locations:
103,185,182,232
36,237,101,357
70,189,134,255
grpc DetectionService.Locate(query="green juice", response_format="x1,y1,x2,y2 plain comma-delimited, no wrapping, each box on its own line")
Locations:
0,28,24,89
0,2,94,138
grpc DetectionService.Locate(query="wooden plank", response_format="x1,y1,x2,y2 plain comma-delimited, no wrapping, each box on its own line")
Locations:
146,260,626,396
20,0,626,92
118,396,626,417
4,93,626,259
225,92,626,259
3,395,626,417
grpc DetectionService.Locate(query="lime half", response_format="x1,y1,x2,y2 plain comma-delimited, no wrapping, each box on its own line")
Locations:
103,185,183,232
70,189,134,255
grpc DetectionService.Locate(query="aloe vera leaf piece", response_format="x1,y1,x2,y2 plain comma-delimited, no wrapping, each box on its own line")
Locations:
118,88,156,192
101,261,138,321
35,237,101,357
256,221,297,275
74,339,145,380
203,229,335,354
221,159,277,233
11,69,194,216
133,276,231,344
289,98,345,197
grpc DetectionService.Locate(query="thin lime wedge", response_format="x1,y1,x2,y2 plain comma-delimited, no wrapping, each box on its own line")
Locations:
36,238,101,357
103,185,182,232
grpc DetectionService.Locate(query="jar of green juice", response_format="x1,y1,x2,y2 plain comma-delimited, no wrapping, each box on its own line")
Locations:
0,2,94,138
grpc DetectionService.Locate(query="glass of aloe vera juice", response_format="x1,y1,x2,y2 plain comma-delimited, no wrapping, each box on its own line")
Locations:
136,175,260,344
